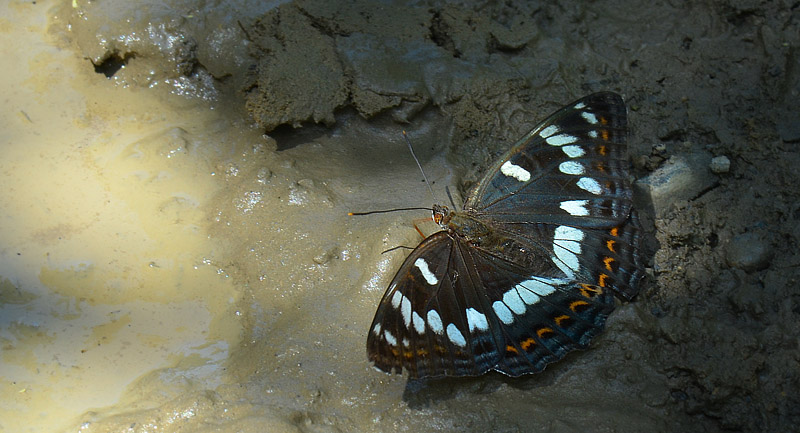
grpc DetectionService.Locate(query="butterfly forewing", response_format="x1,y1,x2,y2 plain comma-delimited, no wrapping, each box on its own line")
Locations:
367,232,468,377
367,92,645,378
465,92,631,229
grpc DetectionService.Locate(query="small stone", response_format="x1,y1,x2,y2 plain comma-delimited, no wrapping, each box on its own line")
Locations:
710,155,730,174
725,232,772,272
634,152,715,213
256,167,273,184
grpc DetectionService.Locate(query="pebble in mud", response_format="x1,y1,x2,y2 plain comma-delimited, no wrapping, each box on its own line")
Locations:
710,155,730,174
725,232,773,272
634,153,715,212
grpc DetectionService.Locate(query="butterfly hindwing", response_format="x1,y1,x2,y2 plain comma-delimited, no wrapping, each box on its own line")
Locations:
462,243,617,377
483,208,645,301
367,231,619,379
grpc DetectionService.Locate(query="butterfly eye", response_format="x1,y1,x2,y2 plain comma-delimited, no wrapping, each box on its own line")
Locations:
432,204,451,225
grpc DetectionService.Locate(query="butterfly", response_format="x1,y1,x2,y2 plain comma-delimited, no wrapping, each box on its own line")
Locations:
366,92,645,379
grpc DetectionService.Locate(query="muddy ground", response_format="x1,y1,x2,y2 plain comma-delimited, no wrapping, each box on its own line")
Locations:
36,0,800,431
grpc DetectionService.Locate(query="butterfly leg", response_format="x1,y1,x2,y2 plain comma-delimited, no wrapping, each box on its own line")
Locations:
412,217,435,239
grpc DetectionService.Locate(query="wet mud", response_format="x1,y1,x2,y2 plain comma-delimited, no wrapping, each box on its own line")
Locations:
240,2,800,430
5,0,798,432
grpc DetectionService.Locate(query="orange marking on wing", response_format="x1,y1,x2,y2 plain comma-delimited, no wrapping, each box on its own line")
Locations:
598,144,608,156
606,239,617,253
554,315,571,327
520,338,536,351
569,300,590,312
610,227,619,237
604,256,616,271
595,161,606,173
506,345,519,354
601,129,610,140
599,115,608,125
579,283,603,298
598,273,609,287
536,327,555,338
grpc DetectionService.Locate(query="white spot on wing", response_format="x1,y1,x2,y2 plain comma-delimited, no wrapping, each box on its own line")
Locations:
503,289,527,315
518,278,557,298
492,301,514,325
581,112,599,124
559,161,585,175
555,225,585,244
414,258,439,285
588,130,598,138
560,199,590,216
539,125,560,138
446,323,467,347
372,323,382,336
500,160,531,182
401,296,412,328
466,307,489,332
546,134,579,146
562,145,585,158
391,291,403,309
553,252,578,279
577,177,603,195
553,225,583,278
412,311,425,334
402,337,410,347
555,225,583,252
574,102,587,109
427,309,443,334
384,330,398,346
516,286,540,305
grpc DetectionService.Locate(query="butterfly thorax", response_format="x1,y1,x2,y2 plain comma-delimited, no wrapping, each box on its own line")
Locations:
434,203,549,271
433,204,493,246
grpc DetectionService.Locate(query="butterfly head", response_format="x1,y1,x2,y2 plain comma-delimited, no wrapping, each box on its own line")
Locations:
432,204,452,227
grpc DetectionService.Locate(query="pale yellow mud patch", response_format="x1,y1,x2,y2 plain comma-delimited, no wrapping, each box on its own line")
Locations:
0,2,248,431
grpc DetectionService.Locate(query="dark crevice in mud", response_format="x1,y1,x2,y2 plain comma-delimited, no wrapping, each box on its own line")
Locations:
93,51,135,78
296,6,353,38
270,121,332,151
429,10,461,58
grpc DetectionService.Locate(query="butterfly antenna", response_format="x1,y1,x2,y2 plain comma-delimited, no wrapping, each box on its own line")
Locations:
445,186,457,209
402,130,435,202
348,207,431,216
381,245,414,254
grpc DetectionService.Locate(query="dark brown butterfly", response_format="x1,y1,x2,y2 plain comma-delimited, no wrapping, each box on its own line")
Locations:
367,92,645,379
